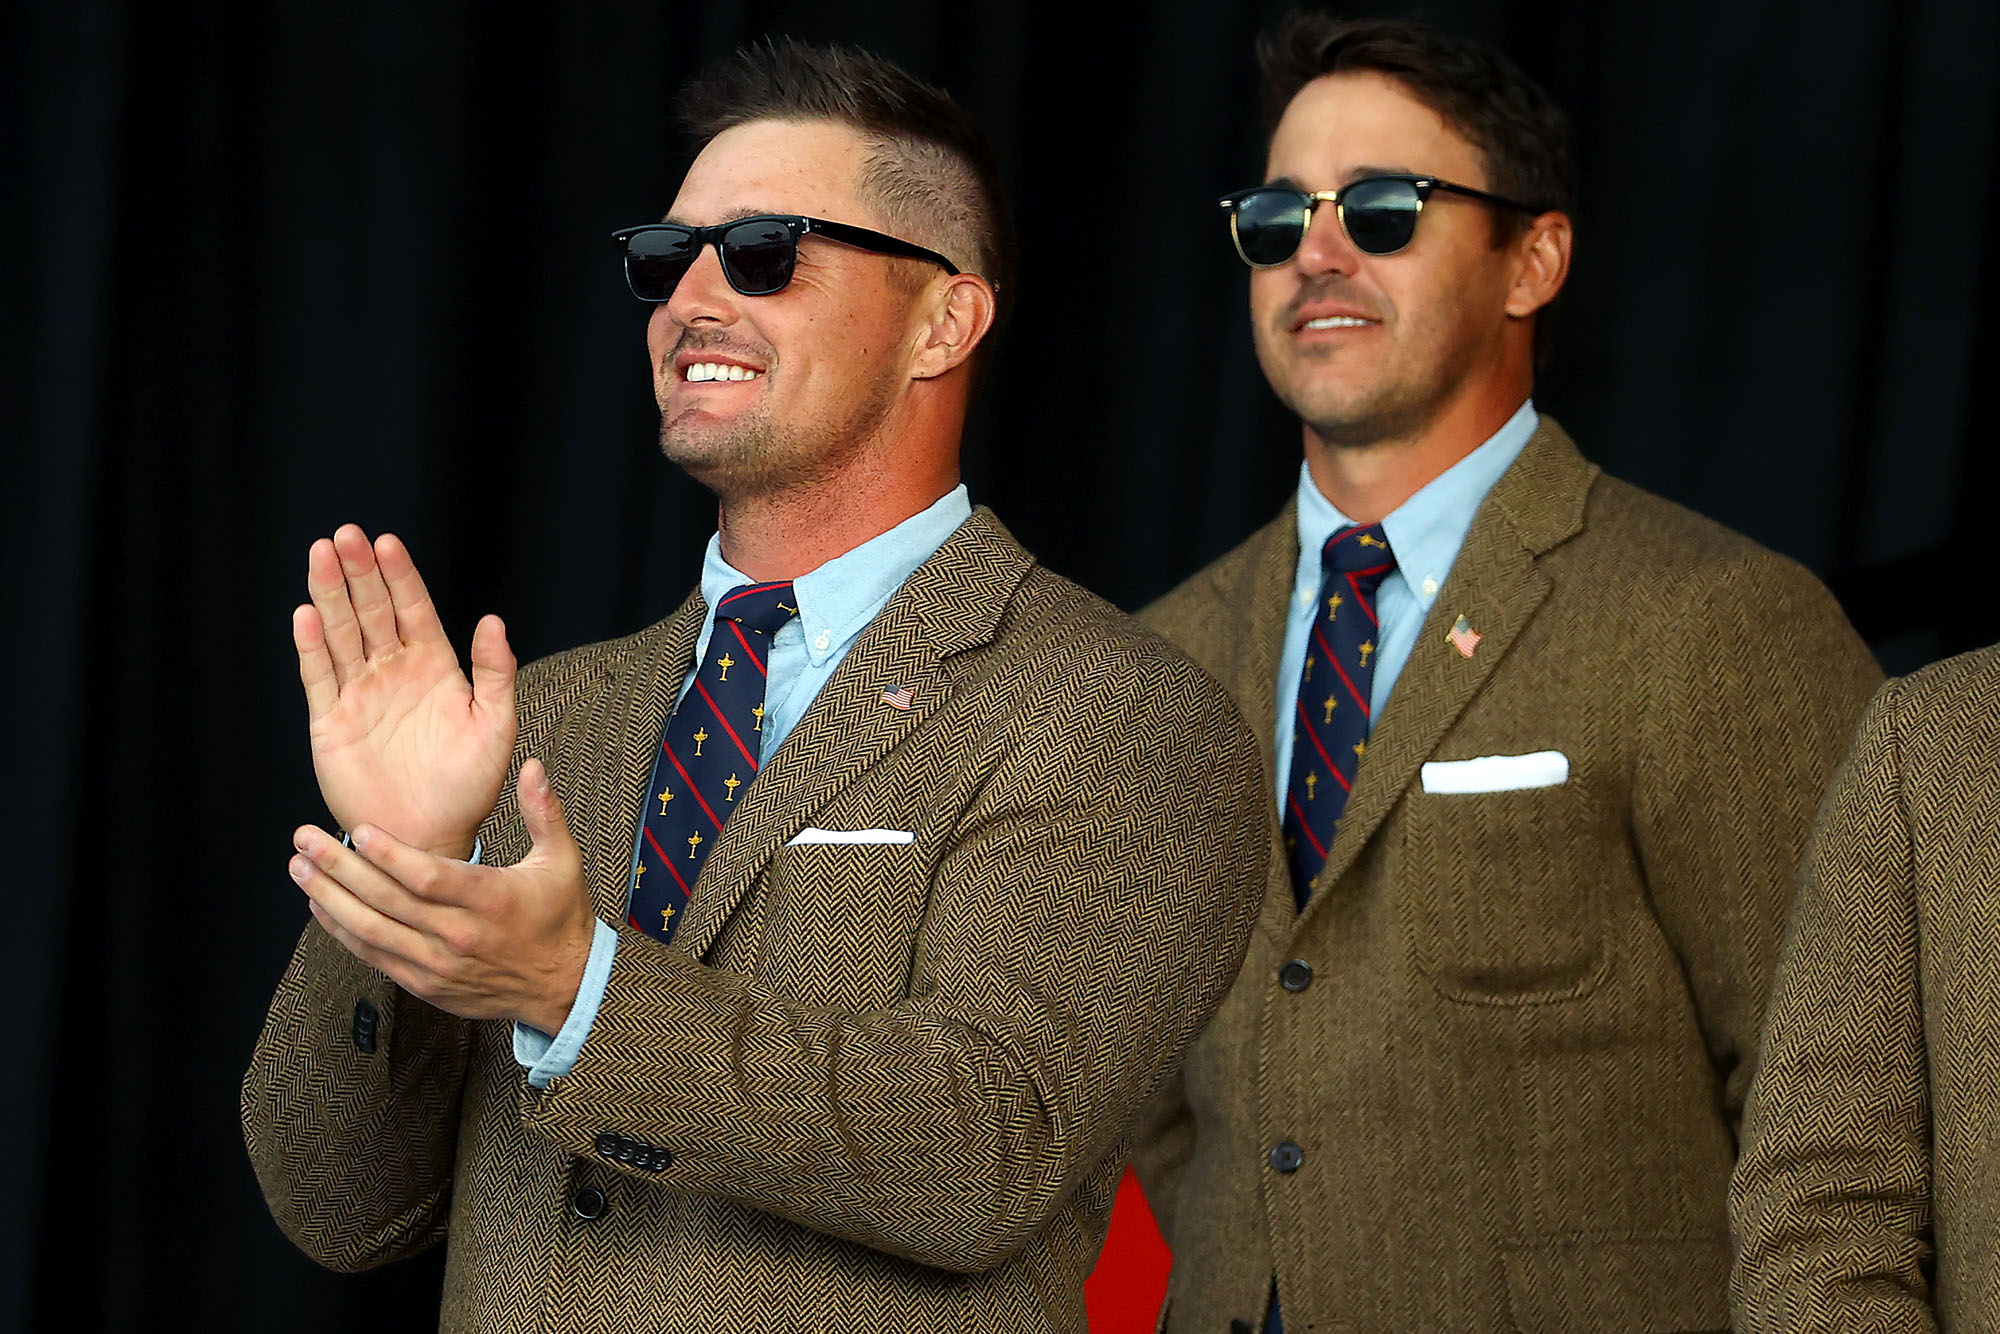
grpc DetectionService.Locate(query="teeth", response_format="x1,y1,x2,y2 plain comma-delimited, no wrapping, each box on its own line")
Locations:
1304,316,1372,330
684,362,761,382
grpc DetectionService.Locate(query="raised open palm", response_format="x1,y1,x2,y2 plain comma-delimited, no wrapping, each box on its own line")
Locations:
294,525,517,858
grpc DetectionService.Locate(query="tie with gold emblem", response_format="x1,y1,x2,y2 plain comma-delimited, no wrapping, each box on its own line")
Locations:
1283,523,1396,908
629,581,798,944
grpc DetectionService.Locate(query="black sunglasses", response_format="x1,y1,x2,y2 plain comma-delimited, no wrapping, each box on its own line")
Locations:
1218,174,1543,264
612,214,960,301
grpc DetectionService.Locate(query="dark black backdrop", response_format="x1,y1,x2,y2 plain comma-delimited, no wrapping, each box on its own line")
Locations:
8,0,1997,1329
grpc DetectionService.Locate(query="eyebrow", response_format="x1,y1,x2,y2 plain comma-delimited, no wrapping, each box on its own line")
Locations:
659,207,795,227
1266,165,1417,190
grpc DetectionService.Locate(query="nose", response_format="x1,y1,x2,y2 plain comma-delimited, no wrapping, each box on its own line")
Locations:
1293,198,1360,277
664,240,738,328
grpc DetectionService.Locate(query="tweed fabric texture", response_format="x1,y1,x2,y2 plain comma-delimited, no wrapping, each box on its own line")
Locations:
1128,419,1882,1333
1730,644,2000,1332
242,509,1270,1334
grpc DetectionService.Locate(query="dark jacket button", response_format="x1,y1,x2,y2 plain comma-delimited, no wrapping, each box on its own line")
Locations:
1278,959,1313,992
570,1186,607,1220
1269,1139,1304,1173
1231,1322,1253,1334
351,999,379,1053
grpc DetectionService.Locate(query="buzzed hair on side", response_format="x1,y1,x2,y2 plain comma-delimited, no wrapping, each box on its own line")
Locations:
680,39,1017,336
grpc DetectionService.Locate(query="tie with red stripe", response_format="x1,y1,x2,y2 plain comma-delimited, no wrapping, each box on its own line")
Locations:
630,581,798,944
1282,523,1396,909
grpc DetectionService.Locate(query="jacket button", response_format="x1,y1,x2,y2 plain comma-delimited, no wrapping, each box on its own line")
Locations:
1269,1140,1304,1174
351,999,379,1054
570,1185,607,1220
1278,959,1313,992
1231,1322,1253,1334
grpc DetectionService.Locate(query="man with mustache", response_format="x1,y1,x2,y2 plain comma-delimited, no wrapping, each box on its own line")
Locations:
1127,14,1881,1331
242,40,1269,1333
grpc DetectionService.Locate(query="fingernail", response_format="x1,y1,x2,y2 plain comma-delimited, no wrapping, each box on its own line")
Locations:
293,830,310,853
289,856,309,883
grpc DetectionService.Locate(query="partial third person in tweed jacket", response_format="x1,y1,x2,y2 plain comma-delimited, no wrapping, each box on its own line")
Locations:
242,42,1269,1334
1731,644,2000,1332
1124,14,1882,1333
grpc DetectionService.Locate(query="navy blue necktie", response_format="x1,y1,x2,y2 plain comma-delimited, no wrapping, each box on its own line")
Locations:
629,581,797,944
1282,523,1396,909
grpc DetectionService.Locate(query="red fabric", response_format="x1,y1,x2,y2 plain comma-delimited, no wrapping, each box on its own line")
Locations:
1086,1169,1170,1332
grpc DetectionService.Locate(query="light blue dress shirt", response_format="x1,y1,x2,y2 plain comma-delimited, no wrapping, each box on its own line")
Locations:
513,485,973,1085
1273,400,1538,809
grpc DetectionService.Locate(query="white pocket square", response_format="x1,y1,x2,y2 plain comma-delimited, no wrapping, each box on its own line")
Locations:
1420,750,1569,795
785,828,916,846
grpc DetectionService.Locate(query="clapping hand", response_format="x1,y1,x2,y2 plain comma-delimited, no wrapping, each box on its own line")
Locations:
294,525,517,858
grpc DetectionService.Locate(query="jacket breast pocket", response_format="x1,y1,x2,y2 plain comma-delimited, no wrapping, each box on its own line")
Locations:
752,841,931,1010
1398,777,1612,1005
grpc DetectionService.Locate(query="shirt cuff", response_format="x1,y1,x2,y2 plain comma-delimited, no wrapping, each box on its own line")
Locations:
513,917,618,1088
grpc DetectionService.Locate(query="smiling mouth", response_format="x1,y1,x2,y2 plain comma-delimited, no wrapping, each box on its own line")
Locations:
682,362,763,382
1298,315,1377,331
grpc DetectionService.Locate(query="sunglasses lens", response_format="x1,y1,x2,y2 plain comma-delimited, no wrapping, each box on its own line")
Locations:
1341,178,1423,255
719,219,798,296
1231,189,1310,266
623,228,698,301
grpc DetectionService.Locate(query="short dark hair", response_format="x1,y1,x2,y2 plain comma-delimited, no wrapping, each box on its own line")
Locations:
1259,14,1577,359
1259,14,1576,220
679,40,1017,336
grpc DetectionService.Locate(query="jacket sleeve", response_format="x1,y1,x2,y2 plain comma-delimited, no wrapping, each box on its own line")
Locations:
514,644,1269,1274
1630,551,1881,1129
1125,1066,1196,1245
240,918,473,1271
1727,678,1938,1332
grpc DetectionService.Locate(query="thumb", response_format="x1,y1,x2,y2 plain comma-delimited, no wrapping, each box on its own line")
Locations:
470,614,518,715
517,758,578,861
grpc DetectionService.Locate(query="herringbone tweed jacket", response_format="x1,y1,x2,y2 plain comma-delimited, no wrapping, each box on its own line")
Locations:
243,509,1271,1334
1129,419,1882,1333
1730,644,2000,1332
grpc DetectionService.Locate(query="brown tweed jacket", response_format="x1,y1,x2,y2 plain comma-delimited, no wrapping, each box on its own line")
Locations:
242,509,1271,1334
1730,644,2000,1332
1130,419,1882,1333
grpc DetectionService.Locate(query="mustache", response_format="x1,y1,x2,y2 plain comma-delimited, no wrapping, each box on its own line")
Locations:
1277,275,1382,328
668,328,775,364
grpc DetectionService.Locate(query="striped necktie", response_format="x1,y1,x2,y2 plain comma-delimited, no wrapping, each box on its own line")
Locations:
629,581,798,944
1282,523,1395,908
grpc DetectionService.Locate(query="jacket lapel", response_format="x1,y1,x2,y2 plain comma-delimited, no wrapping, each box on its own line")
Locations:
672,508,1032,961
1304,418,1598,905
568,594,707,927
1232,502,1301,785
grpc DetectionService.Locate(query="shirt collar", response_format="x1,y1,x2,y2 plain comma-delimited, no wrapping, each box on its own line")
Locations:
1294,399,1539,612
698,484,973,666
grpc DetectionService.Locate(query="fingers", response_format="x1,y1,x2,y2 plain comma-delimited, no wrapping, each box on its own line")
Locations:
332,524,402,660
375,532,450,651
469,614,517,717
293,603,340,721
345,822,491,914
516,758,578,862
306,536,368,686
291,828,439,968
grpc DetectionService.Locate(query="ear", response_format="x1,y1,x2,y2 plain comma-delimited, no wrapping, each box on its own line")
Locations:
909,274,998,381
1504,210,1573,319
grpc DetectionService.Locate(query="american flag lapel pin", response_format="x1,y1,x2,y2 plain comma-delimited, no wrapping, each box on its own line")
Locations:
880,685,915,710
1446,614,1482,659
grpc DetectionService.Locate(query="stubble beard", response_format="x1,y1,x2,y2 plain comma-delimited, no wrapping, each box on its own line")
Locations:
1263,319,1481,453
658,367,902,506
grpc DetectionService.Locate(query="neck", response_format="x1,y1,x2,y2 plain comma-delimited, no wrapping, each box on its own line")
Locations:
715,450,960,582
1303,372,1529,524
